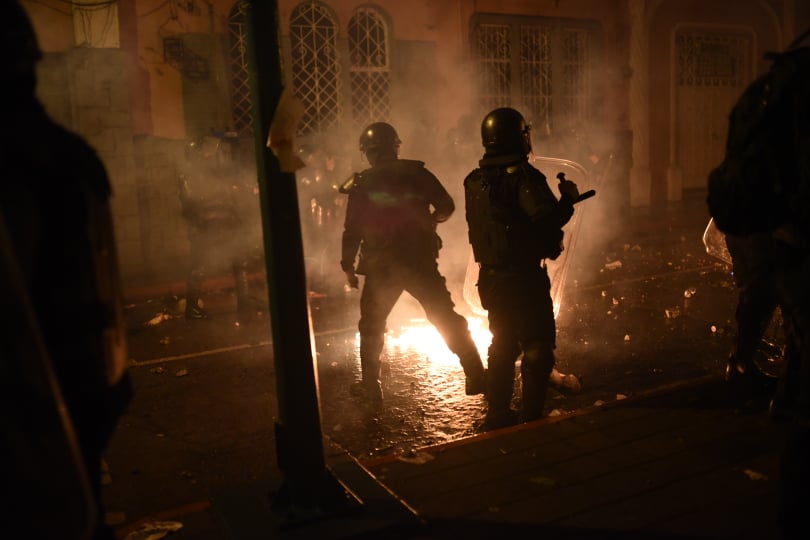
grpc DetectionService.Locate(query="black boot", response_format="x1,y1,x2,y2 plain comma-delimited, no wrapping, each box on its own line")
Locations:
458,348,487,395
520,370,551,423
444,324,486,395
357,333,384,401
185,269,208,320
483,360,517,430
519,347,555,423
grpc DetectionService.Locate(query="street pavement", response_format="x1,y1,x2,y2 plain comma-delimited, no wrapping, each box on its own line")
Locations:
104,192,789,539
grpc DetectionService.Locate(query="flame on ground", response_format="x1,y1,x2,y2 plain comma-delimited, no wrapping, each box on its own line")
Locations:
385,316,492,367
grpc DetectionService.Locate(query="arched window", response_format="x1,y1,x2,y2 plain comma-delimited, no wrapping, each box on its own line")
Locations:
227,1,252,136
348,6,390,128
290,2,342,136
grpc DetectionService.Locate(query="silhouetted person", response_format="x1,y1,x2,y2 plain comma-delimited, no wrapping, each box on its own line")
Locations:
0,2,131,538
340,122,486,401
707,34,810,539
464,107,580,430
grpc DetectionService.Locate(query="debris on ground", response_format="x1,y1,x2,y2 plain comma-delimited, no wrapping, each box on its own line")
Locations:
684,287,697,298
145,312,171,326
740,468,768,481
529,476,556,487
397,449,434,465
122,521,183,540
549,369,582,394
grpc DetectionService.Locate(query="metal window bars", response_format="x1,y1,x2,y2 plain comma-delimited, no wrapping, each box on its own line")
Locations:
290,2,342,137
348,7,391,129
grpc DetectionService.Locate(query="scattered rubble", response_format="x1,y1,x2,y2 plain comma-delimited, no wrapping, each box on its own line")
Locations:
122,521,183,540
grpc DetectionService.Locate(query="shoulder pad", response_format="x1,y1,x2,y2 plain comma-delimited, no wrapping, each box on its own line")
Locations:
510,162,546,181
463,168,482,183
339,172,361,194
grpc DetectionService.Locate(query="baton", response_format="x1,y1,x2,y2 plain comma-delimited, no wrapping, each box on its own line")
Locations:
574,189,596,203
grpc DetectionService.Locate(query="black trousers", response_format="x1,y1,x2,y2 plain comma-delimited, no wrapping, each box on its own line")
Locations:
477,264,556,419
357,260,478,373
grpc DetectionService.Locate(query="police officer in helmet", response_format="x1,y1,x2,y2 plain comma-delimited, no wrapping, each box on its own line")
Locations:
178,133,261,320
341,122,486,400
465,107,580,430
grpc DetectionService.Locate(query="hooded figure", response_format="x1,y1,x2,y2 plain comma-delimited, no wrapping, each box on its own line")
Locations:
0,2,131,538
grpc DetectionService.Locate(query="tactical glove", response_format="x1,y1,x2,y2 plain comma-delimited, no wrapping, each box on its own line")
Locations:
558,179,580,202
345,269,359,289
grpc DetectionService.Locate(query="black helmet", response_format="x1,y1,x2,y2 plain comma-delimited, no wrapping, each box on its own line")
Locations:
359,122,401,154
481,108,532,156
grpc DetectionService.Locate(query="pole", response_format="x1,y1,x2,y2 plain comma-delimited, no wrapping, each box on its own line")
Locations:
243,0,359,522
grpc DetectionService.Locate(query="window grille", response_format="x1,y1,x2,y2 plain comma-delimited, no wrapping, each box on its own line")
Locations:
290,2,342,137
348,7,390,129
560,28,589,124
473,17,596,135
520,25,553,130
163,36,211,80
476,24,511,111
227,1,252,136
676,30,751,87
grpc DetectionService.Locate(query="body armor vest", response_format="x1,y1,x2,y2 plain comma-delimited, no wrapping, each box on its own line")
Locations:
348,159,440,268
465,163,562,266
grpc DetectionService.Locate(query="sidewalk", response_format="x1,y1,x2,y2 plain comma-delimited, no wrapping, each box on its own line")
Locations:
358,375,784,539
109,374,785,539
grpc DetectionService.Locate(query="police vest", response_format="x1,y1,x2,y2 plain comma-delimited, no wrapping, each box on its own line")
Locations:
348,159,439,262
464,163,563,266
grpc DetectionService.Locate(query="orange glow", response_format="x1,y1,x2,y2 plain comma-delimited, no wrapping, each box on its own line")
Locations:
385,316,492,367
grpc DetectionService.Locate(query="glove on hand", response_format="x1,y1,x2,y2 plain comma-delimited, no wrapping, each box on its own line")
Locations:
345,269,359,289
558,179,580,202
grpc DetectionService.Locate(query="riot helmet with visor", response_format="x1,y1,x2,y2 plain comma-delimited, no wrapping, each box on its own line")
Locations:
480,108,532,157
359,122,401,154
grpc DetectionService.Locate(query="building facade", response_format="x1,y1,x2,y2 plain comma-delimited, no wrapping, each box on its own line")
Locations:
19,0,809,295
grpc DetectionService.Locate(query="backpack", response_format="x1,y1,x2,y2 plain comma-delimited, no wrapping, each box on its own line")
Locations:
707,33,810,237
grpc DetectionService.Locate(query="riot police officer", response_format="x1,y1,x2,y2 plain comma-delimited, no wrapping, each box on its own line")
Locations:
178,134,262,319
340,122,486,401
464,108,580,430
